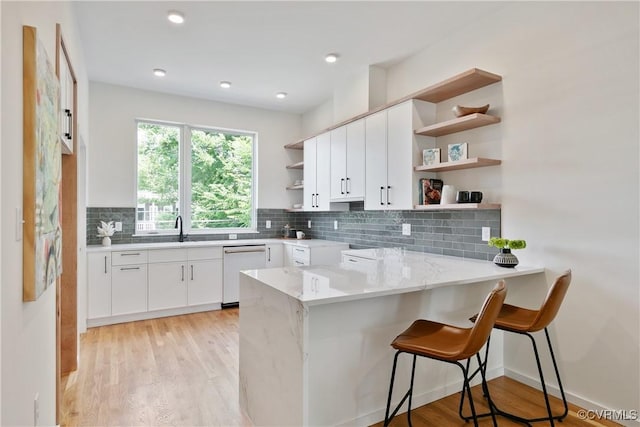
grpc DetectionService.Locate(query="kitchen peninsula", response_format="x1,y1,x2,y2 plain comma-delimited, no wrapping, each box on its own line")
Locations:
239,249,545,426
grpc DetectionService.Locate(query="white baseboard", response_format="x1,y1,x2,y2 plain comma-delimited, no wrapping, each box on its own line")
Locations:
338,366,505,427
504,368,640,427
86,303,221,328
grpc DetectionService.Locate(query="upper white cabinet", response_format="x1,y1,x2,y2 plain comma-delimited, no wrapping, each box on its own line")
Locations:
304,133,348,211
330,119,365,201
57,32,75,155
365,100,435,210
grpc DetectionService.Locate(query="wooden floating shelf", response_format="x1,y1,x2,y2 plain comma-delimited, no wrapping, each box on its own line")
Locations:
409,68,502,103
284,140,304,150
286,161,304,169
415,113,501,137
286,185,304,190
415,157,501,172
413,203,501,211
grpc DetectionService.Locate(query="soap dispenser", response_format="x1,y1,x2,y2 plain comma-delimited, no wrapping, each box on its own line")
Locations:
283,223,290,238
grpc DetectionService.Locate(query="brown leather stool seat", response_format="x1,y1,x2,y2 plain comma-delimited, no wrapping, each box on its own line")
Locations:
383,281,507,427
462,270,571,426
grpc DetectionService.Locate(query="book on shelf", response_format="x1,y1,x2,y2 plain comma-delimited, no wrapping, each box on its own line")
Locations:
418,178,443,205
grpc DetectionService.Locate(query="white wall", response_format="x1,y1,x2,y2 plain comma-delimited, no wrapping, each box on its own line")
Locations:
88,83,300,210
1,1,89,425
386,1,639,417
301,97,333,137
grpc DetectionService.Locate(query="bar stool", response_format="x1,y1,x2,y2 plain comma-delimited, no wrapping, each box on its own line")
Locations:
461,270,571,426
383,281,507,427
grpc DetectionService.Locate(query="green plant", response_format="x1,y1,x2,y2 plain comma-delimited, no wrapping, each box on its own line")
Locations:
488,237,527,250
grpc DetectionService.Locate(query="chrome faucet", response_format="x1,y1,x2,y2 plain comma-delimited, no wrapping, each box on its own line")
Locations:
175,215,184,242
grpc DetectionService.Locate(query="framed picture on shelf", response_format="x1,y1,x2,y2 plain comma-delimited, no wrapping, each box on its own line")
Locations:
448,143,468,162
422,148,441,166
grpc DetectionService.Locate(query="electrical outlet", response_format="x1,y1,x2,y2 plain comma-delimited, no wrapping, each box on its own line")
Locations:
402,223,411,236
115,221,122,232
34,393,39,426
482,227,491,241
265,220,271,229
334,220,338,230
229,233,237,240
308,220,312,228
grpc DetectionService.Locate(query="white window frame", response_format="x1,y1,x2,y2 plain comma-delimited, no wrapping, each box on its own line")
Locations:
135,119,258,236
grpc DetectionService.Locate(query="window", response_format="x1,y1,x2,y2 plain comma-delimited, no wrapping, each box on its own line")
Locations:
136,120,256,234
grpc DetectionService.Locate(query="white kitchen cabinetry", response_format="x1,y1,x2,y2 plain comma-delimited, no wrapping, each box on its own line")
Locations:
148,248,188,311
87,246,222,327
265,244,284,268
304,133,348,212
330,119,365,201
365,100,435,210
284,243,294,267
58,33,75,155
111,264,148,316
87,252,111,319
283,241,350,266
187,247,223,306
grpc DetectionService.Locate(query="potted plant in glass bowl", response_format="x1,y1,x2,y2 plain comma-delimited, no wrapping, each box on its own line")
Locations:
488,237,526,268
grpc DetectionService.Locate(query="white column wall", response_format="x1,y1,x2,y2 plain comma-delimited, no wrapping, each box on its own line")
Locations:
385,2,639,416
1,1,90,425
87,82,301,209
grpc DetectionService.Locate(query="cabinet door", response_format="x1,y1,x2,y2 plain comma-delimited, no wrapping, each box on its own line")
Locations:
265,244,284,268
303,137,316,210
283,244,294,267
345,119,365,199
111,264,147,316
188,259,223,305
330,126,347,200
386,102,413,210
148,262,187,311
365,110,388,210
315,132,331,210
87,252,111,319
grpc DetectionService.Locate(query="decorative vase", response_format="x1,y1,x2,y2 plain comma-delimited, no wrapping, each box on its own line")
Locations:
102,236,111,247
493,248,518,268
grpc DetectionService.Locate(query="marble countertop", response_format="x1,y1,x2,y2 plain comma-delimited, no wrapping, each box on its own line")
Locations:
243,248,544,306
86,238,345,252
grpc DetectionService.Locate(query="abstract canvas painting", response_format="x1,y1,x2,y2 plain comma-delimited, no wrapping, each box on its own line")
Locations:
23,25,62,301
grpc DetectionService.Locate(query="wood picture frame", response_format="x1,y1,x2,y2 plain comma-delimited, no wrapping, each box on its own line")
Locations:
23,25,62,301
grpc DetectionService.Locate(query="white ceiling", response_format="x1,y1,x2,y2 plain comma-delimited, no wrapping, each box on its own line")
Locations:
74,1,503,114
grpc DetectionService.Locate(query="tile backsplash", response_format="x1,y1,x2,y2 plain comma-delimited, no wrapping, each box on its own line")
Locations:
87,204,500,260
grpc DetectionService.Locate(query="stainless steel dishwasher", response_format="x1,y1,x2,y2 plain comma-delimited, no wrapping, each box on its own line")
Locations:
222,245,266,307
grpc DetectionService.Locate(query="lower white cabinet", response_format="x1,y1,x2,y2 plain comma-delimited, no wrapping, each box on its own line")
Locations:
87,252,111,319
148,261,187,311
188,259,223,305
111,264,148,316
265,244,284,268
87,246,223,327
283,241,350,267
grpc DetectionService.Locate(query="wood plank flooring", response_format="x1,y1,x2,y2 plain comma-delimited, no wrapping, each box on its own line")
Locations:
62,309,620,426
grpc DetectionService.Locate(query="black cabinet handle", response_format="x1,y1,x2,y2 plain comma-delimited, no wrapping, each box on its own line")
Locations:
380,187,384,205
387,186,391,205
64,109,72,140
104,256,107,274
341,178,345,195
346,177,350,194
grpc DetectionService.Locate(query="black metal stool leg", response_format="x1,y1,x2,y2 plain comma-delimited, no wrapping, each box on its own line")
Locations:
406,355,417,427
384,351,401,426
528,332,555,426
384,351,418,427
457,361,480,427
476,352,498,426
545,327,569,420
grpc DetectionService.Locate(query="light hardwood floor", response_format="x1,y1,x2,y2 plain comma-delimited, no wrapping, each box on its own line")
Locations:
62,309,620,426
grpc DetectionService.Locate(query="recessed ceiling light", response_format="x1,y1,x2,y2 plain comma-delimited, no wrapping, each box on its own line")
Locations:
220,81,232,89
325,53,339,63
276,92,287,99
153,68,166,77
167,10,185,24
